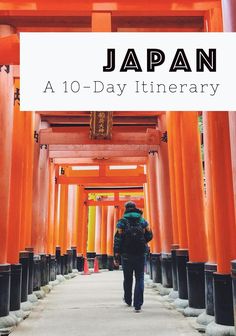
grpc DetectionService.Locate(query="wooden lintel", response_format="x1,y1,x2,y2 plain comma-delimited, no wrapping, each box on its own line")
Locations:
58,175,146,185
84,187,143,194
86,200,144,207
53,157,147,165
40,129,160,145
50,150,154,158
49,144,159,152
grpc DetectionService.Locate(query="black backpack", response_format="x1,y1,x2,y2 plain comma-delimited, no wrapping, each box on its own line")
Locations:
121,218,146,255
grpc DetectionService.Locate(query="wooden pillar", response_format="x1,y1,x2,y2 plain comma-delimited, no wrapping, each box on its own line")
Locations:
206,112,235,274
53,166,60,249
180,112,207,263
67,185,75,251
75,185,85,254
101,206,108,255
0,25,15,264
46,161,56,255
81,202,88,257
71,185,78,248
7,79,24,264
166,113,179,245
147,152,161,253
156,115,173,254
106,206,114,256
31,117,50,254
59,184,68,255
169,112,188,249
202,113,216,263
228,112,236,221
21,112,34,249
87,205,96,254
205,112,235,327
95,206,102,255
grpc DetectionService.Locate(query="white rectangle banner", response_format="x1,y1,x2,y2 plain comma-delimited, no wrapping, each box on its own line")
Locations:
20,32,236,111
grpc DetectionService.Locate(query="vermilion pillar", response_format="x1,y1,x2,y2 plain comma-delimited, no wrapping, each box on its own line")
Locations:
59,184,69,255
228,113,236,220
107,206,114,270
81,202,88,257
180,112,207,263
167,112,189,302
21,112,34,249
53,167,60,249
101,206,108,269
71,185,78,248
147,152,162,283
76,185,85,255
47,161,56,255
0,24,15,319
166,113,179,245
156,114,173,288
87,205,96,256
95,206,102,266
180,112,208,314
205,112,235,329
7,79,24,265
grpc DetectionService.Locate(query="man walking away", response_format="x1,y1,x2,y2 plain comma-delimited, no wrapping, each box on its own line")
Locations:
113,201,153,312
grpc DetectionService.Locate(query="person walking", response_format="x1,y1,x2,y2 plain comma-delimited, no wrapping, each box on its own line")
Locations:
113,201,153,312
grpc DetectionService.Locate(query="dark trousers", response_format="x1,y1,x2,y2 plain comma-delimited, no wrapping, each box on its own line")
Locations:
122,255,145,309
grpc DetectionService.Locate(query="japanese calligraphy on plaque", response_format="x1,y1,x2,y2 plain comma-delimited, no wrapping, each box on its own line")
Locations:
89,112,113,140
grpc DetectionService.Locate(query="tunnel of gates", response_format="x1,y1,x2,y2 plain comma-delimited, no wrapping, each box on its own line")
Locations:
0,0,236,334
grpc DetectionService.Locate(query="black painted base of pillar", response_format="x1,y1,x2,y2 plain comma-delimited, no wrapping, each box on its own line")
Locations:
0,264,11,317
10,264,22,312
71,246,77,269
187,262,205,309
63,254,69,275
151,253,162,283
171,246,179,291
50,255,56,281
176,249,189,300
19,251,29,303
213,273,234,326
101,254,108,269
205,263,217,316
161,253,173,288
77,256,84,272
55,246,61,275
39,254,47,286
96,254,102,269
46,255,50,283
232,261,236,329
107,256,114,271
87,252,96,259
33,255,41,291
25,248,34,295
67,250,73,273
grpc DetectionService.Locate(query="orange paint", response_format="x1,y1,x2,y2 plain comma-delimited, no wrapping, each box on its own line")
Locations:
166,112,179,245
207,112,235,273
156,114,173,253
101,206,108,254
0,25,14,263
95,206,102,255
202,112,216,263
170,112,188,249
76,185,85,254
59,184,69,254
180,112,207,262
147,152,161,253
47,162,56,254
106,206,114,256
92,12,111,32
7,78,24,264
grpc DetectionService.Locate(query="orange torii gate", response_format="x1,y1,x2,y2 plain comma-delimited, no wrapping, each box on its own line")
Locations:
0,1,236,335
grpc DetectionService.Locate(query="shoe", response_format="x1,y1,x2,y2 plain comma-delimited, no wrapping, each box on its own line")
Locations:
123,298,131,307
134,307,141,313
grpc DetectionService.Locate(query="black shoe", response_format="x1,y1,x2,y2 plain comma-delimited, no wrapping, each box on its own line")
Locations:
123,298,131,307
134,307,141,313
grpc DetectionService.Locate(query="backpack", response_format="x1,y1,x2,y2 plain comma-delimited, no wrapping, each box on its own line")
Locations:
121,218,146,255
